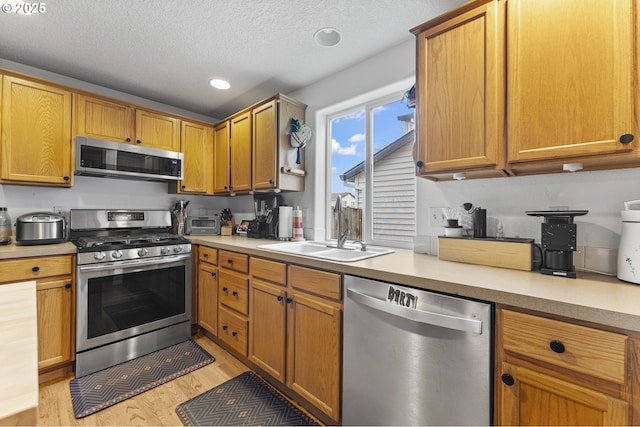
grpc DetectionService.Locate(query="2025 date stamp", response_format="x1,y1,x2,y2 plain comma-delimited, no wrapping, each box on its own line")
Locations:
2,2,46,14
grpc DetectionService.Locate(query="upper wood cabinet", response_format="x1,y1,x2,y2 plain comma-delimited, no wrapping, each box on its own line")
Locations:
507,0,639,174
412,0,640,180
252,95,307,191
1,75,73,186
411,0,506,181
230,111,252,193
176,120,213,194
213,94,307,193
213,120,231,194
135,109,180,152
73,93,181,152
73,93,134,143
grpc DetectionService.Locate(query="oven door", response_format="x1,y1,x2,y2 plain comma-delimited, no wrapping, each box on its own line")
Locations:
76,253,192,352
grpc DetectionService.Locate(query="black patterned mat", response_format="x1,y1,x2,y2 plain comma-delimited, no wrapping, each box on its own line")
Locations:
175,371,319,426
70,340,215,418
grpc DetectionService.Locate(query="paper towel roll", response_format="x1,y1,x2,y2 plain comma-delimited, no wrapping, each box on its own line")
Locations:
278,206,293,240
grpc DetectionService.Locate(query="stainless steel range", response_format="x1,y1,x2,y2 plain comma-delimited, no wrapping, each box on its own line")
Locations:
70,209,192,377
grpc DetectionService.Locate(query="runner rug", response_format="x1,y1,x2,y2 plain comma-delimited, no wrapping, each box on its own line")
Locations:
70,340,215,418
175,371,319,426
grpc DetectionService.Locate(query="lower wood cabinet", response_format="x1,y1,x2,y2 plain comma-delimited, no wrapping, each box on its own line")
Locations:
496,308,637,426
0,255,74,374
249,260,342,423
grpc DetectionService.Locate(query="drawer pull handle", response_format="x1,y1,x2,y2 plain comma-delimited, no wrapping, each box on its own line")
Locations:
232,331,238,337
232,291,238,297
222,325,228,331
501,373,515,386
277,295,284,302
227,259,233,264
222,287,228,293
32,266,40,272
203,253,208,258
65,283,71,289
550,340,565,354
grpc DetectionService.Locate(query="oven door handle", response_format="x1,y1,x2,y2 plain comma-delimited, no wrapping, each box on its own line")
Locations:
78,254,192,272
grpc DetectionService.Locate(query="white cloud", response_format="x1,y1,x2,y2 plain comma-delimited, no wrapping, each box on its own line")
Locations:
332,138,357,155
331,166,337,173
348,133,365,143
332,110,365,124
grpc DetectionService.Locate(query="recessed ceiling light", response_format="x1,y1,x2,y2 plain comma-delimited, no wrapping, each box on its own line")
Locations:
314,27,341,47
209,79,230,90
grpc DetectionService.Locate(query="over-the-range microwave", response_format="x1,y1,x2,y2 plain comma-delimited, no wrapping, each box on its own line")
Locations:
74,136,183,182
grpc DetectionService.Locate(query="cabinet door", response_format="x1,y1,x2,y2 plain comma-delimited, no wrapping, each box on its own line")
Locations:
252,100,277,190
414,1,504,174
249,279,287,382
179,120,213,194
1,76,72,185
135,109,180,152
213,120,231,193
230,111,252,192
36,278,73,370
287,290,341,421
197,263,218,335
73,94,134,143
499,362,629,426
507,0,637,163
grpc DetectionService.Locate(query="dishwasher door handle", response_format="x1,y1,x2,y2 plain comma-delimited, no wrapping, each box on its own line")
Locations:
347,288,483,334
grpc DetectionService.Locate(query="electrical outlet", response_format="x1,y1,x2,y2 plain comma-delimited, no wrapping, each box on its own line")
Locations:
429,207,448,227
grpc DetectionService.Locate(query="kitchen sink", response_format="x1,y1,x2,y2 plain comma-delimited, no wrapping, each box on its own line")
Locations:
257,241,394,262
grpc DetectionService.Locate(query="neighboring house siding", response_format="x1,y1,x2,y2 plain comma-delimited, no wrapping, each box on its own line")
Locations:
353,142,416,243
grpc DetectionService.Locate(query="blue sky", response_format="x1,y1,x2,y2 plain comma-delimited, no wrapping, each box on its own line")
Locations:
330,99,414,194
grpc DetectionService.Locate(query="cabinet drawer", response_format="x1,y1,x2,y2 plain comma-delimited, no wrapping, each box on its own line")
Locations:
0,256,72,284
288,265,342,300
218,306,248,356
219,270,249,315
251,257,286,285
219,250,249,273
501,309,627,384
199,246,218,265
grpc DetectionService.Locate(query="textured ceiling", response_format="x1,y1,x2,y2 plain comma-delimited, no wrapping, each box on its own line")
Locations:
0,0,464,119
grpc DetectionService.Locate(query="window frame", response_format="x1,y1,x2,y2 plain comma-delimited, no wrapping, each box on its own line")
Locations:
324,87,416,249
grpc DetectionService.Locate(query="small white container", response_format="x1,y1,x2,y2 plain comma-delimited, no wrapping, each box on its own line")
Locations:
444,227,464,238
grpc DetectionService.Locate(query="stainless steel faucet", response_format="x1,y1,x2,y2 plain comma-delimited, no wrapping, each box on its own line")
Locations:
334,194,349,248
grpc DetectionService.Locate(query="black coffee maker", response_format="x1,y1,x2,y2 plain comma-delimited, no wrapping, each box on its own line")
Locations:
526,210,588,278
248,194,281,239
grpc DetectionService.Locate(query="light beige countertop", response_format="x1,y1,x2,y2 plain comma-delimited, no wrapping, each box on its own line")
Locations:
190,235,640,333
0,240,76,260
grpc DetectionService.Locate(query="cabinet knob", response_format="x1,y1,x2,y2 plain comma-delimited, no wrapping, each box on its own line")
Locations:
620,134,634,144
222,325,228,331
224,186,228,190
549,340,565,354
286,297,293,304
222,287,228,293
416,160,424,168
181,185,186,190
277,295,284,302
136,139,142,144
232,331,238,337
65,283,71,289
210,272,216,277
63,176,70,181
32,266,40,272
269,179,274,185
501,373,515,386
203,253,208,258
232,291,238,297
227,259,233,264
126,138,131,142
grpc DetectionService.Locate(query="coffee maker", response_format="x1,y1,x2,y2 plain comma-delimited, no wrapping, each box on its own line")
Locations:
248,194,281,239
526,210,588,278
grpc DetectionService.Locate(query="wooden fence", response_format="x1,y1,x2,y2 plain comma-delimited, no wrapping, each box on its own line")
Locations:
331,207,362,241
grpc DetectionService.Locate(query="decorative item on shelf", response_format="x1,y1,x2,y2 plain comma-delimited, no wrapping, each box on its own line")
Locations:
443,208,463,237
288,118,312,165
402,84,416,109
220,208,235,236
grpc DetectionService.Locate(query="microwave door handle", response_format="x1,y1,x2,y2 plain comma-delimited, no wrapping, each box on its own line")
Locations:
346,288,483,334
78,254,191,272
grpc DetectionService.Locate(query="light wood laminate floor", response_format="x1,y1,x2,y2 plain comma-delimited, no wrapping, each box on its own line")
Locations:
38,334,251,426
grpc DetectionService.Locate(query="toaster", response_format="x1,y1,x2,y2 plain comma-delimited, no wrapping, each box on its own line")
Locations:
186,213,221,235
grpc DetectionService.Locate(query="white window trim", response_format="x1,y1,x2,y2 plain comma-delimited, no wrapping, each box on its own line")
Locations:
317,77,415,248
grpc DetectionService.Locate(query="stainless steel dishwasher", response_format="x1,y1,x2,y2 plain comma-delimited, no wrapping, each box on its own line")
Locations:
343,275,493,426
